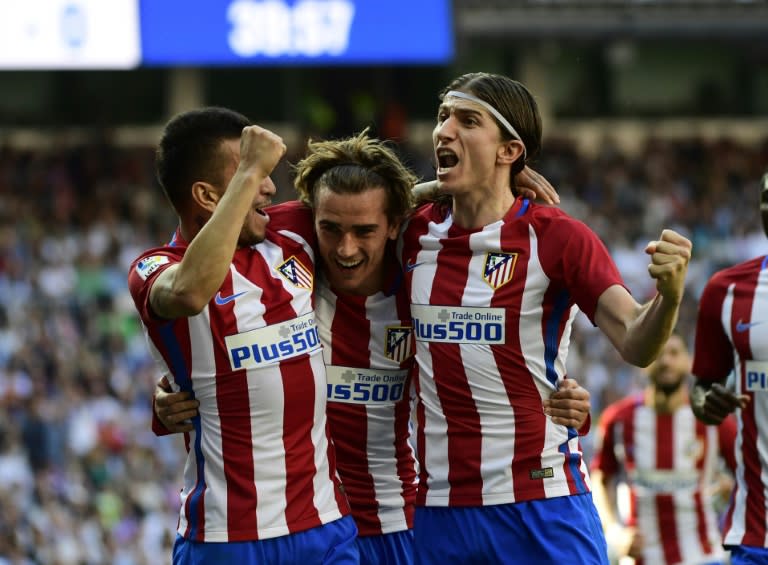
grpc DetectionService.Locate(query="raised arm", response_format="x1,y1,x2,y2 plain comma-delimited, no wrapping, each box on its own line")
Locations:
595,229,692,367
150,126,286,319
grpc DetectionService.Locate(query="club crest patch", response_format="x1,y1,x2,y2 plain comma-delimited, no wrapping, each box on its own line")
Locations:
385,326,413,362
135,255,169,281
483,252,517,289
276,256,313,289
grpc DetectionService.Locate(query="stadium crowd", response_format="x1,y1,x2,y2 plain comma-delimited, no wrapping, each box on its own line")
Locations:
0,130,765,564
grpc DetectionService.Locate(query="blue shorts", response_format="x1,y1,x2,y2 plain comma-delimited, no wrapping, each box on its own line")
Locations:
357,529,414,565
413,493,608,565
729,545,768,565
172,515,359,564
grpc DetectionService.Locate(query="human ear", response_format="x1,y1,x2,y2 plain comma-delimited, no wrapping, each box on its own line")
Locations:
191,182,220,212
497,140,525,165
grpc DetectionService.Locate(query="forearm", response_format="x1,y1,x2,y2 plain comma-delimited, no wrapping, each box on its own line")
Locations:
591,471,620,529
620,293,680,367
154,171,264,316
181,171,261,290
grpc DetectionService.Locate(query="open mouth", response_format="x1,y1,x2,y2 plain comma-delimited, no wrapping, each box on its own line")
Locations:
335,258,363,270
436,148,459,172
254,203,271,216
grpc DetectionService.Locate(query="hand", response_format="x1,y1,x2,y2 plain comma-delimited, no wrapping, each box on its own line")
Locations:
543,378,591,429
625,528,645,560
691,382,749,425
644,229,692,303
606,524,643,562
155,379,200,434
238,125,287,179
514,166,560,205
412,180,439,204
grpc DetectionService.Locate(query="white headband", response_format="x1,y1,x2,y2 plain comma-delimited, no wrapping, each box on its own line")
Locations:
445,90,527,159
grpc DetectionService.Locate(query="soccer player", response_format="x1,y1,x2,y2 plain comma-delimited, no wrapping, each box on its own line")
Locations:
591,333,735,565
153,128,593,564
291,132,419,565
127,107,357,564
398,72,692,564
690,171,768,565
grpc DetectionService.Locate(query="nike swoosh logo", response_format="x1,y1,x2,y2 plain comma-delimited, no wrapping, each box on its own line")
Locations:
215,291,246,305
405,260,424,272
736,319,766,333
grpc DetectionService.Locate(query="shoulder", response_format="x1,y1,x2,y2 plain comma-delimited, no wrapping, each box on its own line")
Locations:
601,394,641,425
523,202,593,234
265,200,316,247
128,245,182,282
266,200,313,227
710,256,765,283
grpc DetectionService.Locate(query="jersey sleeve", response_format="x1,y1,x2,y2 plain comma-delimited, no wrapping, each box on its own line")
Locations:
537,213,627,324
266,200,317,251
127,249,180,324
692,273,734,383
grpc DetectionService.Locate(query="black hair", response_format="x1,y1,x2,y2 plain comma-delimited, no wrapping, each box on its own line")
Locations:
155,107,251,213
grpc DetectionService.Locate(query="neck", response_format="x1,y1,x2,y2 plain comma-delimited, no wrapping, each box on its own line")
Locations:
451,188,516,229
179,212,208,243
644,384,688,413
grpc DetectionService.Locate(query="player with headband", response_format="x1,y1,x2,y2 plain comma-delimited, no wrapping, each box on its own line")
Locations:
399,71,692,564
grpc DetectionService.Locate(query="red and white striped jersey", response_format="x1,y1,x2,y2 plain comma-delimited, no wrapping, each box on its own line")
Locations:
592,394,736,565
693,254,768,548
128,202,349,542
398,198,625,507
315,263,418,536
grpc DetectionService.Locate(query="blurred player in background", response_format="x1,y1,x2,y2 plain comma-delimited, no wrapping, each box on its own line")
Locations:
690,171,768,565
128,107,357,564
592,332,736,565
399,71,692,564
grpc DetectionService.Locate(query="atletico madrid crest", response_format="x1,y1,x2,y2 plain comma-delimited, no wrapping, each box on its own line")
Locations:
483,252,517,289
385,326,413,362
276,256,313,289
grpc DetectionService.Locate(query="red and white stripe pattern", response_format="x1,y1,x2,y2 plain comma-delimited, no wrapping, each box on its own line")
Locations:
693,254,768,548
315,269,418,536
592,395,734,565
398,198,624,507
129,202,349,542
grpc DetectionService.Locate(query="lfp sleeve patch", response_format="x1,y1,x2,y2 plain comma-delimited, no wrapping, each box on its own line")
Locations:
135,255,170,281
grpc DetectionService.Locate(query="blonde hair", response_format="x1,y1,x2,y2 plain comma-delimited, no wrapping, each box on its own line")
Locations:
293,129,418,225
